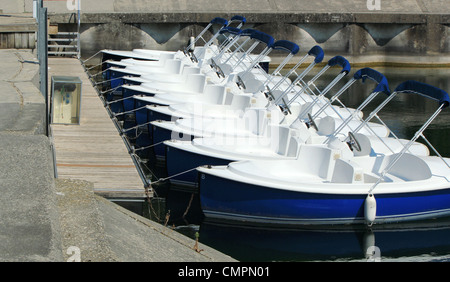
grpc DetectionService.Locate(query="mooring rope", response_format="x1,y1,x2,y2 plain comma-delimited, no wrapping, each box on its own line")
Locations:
88,67,110,78
151,167,198,185
100,84,123,95
95,76,123,86
182,193,195,220
131,153,160,182
131,140,167,152
113,105,148,117
121,120,154,134
85,61,105,71
121,126,144,141
106,94,138,106
81,50,102,65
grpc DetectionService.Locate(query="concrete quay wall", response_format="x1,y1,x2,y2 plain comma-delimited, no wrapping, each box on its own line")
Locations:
0,48,235,262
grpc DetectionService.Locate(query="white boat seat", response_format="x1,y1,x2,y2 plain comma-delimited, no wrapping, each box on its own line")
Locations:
286,136,302,158
201,85,227,105
270,126,291,156
184,74,207,93
242,78,265,93
352,133,372,157
230,94,251,111
282,102,302,125
331,158,364,184
316,116,335,136
295,145,337,180
158,59,183,74
269,89,286,102
377,153,432,182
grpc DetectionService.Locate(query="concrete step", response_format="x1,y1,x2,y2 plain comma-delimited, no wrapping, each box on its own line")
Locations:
47,38,77,42
48,44,77,48
48,51,79,55
53,32,78,36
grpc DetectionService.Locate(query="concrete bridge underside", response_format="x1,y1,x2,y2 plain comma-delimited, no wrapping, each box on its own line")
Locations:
4,0,450,61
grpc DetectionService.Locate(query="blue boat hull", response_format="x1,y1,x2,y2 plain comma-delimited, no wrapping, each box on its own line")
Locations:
152,124,199,159
165,145,233,187
122,88,147,113
198,172,450,226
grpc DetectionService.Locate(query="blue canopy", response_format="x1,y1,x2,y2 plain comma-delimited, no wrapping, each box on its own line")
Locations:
394,80,450,109
272,40,300,55
219,27,242,36
308,45,324,64
354,68,391,95
327,56,351,74
230,15,246,24
249,30,275,47
210,17,229,26
240,28,255,37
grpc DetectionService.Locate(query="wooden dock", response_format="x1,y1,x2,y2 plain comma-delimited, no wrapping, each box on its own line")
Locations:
49,57,147,199
0,14,36,49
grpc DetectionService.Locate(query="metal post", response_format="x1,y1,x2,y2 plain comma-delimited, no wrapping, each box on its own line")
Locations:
77,0,81,59
37,1,49,137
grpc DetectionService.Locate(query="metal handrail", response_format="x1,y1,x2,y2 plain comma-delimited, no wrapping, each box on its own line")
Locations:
77,0,81,59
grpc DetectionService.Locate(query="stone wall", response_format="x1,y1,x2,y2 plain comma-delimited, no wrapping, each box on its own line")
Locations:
5,0,447,61
67,19,449,61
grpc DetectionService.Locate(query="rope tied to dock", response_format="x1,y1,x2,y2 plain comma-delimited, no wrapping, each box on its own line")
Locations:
85,61,106,71
106,94,139,106
95,76,123,86
100,84,123,95
80,50,102,65
151,167,199,185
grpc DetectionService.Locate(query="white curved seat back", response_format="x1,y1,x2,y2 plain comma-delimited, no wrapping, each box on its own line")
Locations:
202,85,227,104
270,126,291,156
186,74,207,93
162,59,183,74
242,78,265,93
243,108,269,135
230,94,251,111
296,145,336,179
331,159,364,184
353,133,372,157
377,153,432,181
181,66,201,75
317,116,335,136
286,136,302,158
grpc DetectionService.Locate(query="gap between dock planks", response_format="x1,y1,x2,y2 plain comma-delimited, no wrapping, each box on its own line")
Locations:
48,57,146,197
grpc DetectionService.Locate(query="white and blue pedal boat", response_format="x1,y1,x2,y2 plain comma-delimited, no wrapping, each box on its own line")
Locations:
197,81,450,226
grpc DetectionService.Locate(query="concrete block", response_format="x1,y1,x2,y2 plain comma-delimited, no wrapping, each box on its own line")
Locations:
0,133,62,261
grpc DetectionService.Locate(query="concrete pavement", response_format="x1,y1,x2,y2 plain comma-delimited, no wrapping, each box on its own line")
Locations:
0,48,235,262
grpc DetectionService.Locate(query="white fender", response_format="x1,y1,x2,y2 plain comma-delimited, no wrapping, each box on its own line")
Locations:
189,36,195,51
364,194,377,225
362,231,376,259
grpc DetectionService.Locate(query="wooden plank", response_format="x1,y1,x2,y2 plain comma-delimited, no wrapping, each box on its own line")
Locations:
0,15,37,33
48,58,146,198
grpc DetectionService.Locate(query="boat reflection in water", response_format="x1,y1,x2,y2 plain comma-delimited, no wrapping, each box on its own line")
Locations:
162,188,450,262
198,217,450,262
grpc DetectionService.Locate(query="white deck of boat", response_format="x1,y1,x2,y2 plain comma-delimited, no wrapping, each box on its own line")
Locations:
49,57,146,198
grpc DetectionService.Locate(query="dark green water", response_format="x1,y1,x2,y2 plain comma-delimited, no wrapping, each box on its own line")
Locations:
115,66,450,262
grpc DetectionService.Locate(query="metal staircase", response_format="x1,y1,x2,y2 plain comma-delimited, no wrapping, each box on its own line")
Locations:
48,32,80,57
48,2,81,58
